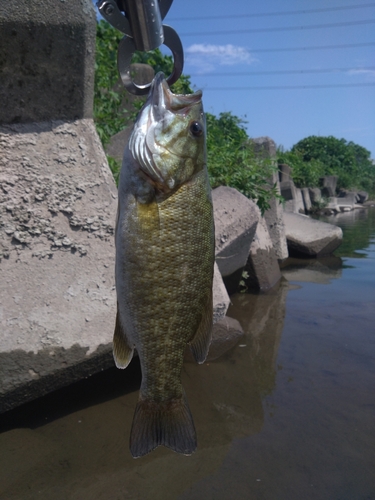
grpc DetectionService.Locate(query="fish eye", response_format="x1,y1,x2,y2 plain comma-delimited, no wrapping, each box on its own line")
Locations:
190,121,203,137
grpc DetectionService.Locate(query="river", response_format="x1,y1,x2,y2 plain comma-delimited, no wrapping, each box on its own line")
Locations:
0,207,374,500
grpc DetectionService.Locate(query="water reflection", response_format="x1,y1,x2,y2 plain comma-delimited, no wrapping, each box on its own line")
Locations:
281,255,343,284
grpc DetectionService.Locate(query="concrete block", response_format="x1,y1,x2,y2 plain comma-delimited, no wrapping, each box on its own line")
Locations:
320,176,338,197
263,180,288,260
280,180,297,201
212,186,258,278
212,262,230,324
357,191,369,204
244,214,282,291
281,181,304,214
185,316,244,363
278,163,293,183
309,187,322,205
283,212,343,257
251,136,277,158
295,188,305,213
0,0,96,123
0,119,118,413
301,187,312,212
336,192,357,211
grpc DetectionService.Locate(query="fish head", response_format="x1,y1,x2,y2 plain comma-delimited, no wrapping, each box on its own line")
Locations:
129,72,206,193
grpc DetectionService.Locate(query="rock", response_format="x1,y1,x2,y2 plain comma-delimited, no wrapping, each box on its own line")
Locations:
357,191,369,204
250,138,288,261
295,188,305,213
281,180,305,214
280,180,297,202
325,197,341,214
212,186,258,288
320,176,338,197
263,176,289,261
309,187,322,205
283,212,343,257
0,1,119,414
301,187,312,212
251,136,277,158
185,316,244,362
278,163,293,183
207,317,244,361
243,214,282,291
212,262,230,324
336,192,357,211
0,0,96,124
105,128,132,165
0,120,118,414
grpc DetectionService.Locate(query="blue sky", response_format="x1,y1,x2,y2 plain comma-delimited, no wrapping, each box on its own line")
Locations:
95,0,375,158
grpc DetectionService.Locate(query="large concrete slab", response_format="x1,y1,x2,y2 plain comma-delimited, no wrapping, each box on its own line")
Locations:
284,212,343,257
0,119,118,413
251,137,288,261
244,214,282,291
212,186,258,277
212,261,230,324
0,0,96,123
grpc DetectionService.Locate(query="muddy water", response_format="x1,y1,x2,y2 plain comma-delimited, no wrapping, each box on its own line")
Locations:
1,207,374,500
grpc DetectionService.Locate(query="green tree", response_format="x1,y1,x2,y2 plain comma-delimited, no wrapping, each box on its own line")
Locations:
289,135,374,191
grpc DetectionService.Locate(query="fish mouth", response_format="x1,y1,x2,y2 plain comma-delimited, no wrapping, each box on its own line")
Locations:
150,72,202,121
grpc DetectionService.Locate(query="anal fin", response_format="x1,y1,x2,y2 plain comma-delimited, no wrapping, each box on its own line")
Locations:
189,289,213,364
113,306,134,369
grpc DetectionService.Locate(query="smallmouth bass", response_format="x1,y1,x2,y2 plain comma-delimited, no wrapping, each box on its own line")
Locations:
114,72,215,458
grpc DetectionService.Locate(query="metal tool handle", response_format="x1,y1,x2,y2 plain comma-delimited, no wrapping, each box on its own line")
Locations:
122,0,164,52
118,25,183,95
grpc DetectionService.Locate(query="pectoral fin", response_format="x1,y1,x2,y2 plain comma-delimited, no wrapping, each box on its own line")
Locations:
189,290,213,364
113,306,134,369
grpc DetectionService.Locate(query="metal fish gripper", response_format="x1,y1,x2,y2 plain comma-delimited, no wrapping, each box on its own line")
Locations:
97,0,184,95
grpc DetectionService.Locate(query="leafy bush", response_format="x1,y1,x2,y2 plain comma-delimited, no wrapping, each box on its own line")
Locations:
207,112,280,213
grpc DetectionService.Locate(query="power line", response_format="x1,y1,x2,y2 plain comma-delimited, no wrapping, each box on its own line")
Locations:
168,3,375,21
247,42,375,54
181,19,375,37
203,83,375,91
189,67,375,78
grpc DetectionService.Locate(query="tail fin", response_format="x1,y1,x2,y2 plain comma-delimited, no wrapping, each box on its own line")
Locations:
129,392,197,458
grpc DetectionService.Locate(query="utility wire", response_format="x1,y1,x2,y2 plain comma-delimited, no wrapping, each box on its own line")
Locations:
245,42,375,53
188,67,375,77
203,83,375,91
181,19,375,37
168,2,375,21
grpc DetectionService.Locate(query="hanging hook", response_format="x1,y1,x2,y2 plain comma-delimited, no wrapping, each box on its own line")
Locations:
97,0,184,95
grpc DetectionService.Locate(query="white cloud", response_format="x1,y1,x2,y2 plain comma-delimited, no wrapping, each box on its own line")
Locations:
185,44,256,73
348,69,375,77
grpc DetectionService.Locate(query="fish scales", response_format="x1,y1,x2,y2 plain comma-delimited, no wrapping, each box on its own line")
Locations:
114,73,215,457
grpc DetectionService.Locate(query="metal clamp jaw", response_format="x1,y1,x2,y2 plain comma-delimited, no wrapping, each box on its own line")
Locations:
97,0,184,95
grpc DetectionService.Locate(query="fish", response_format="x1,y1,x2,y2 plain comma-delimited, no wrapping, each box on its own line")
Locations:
114,72,215,458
